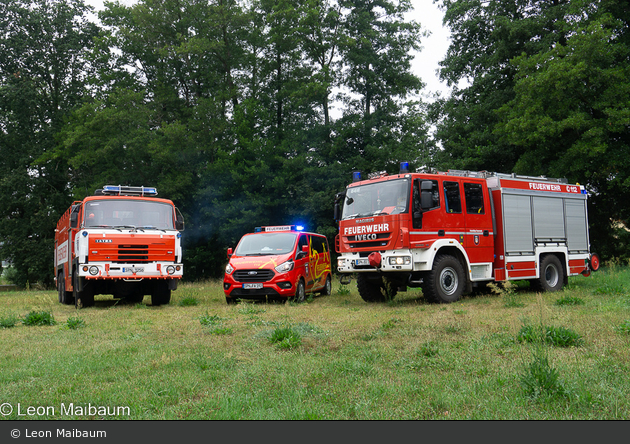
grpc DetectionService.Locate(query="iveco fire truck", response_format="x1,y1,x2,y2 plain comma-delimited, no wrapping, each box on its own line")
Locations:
54,186,184,308
334,163,600,303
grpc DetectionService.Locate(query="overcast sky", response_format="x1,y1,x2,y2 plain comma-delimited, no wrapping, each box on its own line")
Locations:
84,0,451,99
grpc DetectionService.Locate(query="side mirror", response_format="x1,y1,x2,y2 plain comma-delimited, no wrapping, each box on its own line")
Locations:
302,245,309,253
334,202,340,221
227,248,233,257
70,205,80,229
175,208,185,231
420,181,434,210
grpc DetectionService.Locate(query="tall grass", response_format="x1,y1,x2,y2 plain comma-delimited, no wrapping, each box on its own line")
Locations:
1,269,630,419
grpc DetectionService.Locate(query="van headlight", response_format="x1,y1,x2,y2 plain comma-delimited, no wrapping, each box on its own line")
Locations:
225,263,234,275
274,261,294,274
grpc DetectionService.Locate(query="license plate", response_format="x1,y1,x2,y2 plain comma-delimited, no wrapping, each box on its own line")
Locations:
243,283,263,289
123,267,144,273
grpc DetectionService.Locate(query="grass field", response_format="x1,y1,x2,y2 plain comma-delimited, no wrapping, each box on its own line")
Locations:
1,263,630,420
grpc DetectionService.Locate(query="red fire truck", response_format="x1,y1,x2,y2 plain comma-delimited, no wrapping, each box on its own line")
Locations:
334,164,600,303
54,186,185,308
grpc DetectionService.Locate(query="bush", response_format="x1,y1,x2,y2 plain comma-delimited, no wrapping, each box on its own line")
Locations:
179,297,199,307
0,314,19,329
555,295,585,306
520,349,567,399
65,317,85,330
269,327,301,350
22,310,56,326
517,324,584,347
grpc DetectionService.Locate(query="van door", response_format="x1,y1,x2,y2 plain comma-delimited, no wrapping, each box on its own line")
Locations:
296,234,310,288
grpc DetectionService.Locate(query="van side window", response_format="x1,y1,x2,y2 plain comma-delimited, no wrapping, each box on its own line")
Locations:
297,234,309,257
311,236,326,255
443,181,462,214
464,182,485,214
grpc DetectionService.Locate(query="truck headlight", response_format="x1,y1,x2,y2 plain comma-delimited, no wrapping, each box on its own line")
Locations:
389,256,411,266
89,266,99,276
337,258,345,267
166,265,176,275
274,261,294,274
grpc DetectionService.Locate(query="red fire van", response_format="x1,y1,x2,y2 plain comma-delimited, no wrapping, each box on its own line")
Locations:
223,225,332,304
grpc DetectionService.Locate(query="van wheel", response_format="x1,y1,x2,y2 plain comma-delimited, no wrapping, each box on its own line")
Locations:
320,275,332,296
291,279,306,303
423,254,465,303
538,255,564,292
225,297,239,305
357,274,397,302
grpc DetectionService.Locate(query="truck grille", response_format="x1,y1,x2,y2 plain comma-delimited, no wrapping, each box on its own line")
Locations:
118,244,149,263
233,269,275,283
348,233,391,249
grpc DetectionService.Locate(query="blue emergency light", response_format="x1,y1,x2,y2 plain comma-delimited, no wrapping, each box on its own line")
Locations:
295,225,305,231
102,185,158,196
400,162,410,174
352,171,362,182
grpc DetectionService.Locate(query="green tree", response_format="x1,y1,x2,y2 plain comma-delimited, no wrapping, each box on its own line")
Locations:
495,0,630,259
432,0,574,172
0,0,100,287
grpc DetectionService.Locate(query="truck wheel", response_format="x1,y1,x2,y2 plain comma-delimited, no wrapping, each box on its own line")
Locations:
538,255,564,292
58,273,74,305
151,281,171,306
423,254,465,303
356,274,397,302
319,275,332,296
291,279,306,303
73,273,94,308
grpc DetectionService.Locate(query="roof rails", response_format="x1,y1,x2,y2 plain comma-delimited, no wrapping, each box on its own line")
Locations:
446,170,568,184
95,185,158,197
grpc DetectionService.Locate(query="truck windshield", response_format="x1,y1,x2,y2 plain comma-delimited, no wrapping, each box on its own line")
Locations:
234,233,297,256
342,178,410,220
83,200,175,230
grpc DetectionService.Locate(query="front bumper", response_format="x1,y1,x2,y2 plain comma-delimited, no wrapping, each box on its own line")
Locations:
77,262,183,279
336,250,414,273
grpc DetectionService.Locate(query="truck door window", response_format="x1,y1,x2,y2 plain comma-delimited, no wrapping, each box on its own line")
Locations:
443,181,462,214
464,182,485,214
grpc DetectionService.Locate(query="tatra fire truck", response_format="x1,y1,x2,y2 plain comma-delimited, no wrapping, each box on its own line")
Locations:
334,164,600,303
54,186,185,308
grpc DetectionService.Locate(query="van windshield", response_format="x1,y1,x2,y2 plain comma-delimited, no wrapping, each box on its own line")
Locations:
234,232,297,256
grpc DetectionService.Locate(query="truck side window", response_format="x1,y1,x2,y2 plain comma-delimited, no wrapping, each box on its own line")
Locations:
443,181,462,214
464,182,485,214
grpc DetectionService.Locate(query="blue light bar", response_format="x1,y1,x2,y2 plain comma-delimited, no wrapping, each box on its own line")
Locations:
101,185,158,196
255,227,263,232
352,171,362,182
400,161,410,174
295,225,305,231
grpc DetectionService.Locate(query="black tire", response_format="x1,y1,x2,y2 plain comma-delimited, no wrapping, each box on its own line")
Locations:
73,272,94,308
423,254,466,303
538,255,564,292
291,279,306,303
319,275,332,296
58,273,75,305
225,296,238,305
151,281,171,306
356,274,397,302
